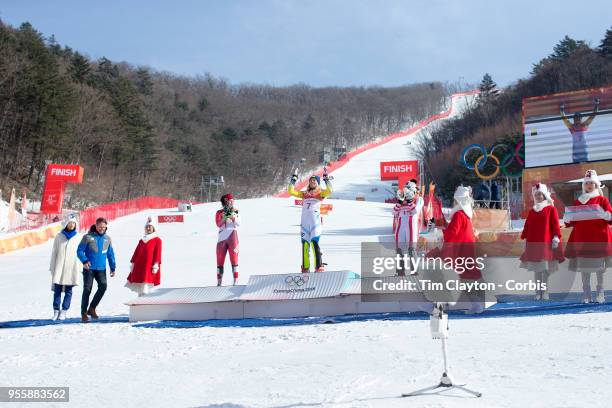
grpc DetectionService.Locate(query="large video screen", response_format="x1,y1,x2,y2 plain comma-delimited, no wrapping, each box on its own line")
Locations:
523,86,612,168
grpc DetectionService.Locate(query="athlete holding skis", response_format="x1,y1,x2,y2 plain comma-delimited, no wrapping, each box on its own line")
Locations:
288,168,333,273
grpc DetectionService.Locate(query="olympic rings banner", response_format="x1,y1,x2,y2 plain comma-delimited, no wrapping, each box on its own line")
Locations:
523,86,612,168
461,141,524,180
158,215,184,223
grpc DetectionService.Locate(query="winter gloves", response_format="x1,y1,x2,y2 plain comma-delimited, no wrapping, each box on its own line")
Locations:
223,207,238,220
552,236,560,249
128,262,159,274
290,174,298,185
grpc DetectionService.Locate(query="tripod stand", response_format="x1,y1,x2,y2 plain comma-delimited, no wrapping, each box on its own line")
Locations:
402,303,482,398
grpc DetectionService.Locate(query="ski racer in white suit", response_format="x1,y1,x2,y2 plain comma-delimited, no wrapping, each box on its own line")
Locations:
392,181,424,275
288,172,332,273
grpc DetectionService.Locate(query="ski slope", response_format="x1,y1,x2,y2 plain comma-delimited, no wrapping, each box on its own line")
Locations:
2,93,612,408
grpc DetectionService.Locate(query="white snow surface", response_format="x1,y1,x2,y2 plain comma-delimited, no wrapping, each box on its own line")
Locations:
2,94,611,407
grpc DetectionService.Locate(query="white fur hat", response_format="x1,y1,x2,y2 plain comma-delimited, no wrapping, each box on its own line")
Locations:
454,185,472,200
583,169,604,195
145,216,158,232
453,185,474,218
532,182,553,203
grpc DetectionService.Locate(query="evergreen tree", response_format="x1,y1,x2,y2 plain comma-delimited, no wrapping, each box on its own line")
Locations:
46,34,61,55
135,67,153,95
550,35,586,61
598,27,612,60
478,73,498,103
69,52,91,83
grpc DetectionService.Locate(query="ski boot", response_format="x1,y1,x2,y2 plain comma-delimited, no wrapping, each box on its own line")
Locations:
52,310,60,320
301,267,309,273
217,266,224,286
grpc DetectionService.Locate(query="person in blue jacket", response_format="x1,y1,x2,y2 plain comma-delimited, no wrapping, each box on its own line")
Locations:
77,217,116,322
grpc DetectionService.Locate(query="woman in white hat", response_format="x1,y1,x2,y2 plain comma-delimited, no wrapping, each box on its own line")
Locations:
428,185,484,313
564,170,612,303
49,214,81,320
125,217,162,296
520,183,564,300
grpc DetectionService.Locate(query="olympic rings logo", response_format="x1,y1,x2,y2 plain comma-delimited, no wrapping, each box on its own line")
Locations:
285,275,310,286
461,140,524,180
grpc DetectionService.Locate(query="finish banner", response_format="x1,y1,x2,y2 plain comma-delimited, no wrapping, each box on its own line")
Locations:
40,164,84,214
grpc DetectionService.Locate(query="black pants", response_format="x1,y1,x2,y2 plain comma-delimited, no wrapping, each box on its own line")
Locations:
82,269,107,315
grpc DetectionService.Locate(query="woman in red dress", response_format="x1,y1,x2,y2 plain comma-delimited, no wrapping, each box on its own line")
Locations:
126,217,162,296
564,170,612,303
520,183,564,300
427,185,484,313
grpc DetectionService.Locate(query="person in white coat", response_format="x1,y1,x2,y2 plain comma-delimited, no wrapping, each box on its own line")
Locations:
49,214,81,320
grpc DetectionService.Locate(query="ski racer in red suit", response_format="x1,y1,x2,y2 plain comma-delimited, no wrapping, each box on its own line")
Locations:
216,193,240,286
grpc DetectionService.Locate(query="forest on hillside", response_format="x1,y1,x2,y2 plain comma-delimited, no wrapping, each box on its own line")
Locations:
416,28,612,200
0,20,447,206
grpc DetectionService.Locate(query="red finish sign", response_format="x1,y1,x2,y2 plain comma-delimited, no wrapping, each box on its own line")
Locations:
40,164,84,214
380,160,419,189
380,161,419,180
158,215,184,223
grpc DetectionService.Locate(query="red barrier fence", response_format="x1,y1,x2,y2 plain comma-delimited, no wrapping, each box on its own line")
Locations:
78,196,181,231
1,196,183,254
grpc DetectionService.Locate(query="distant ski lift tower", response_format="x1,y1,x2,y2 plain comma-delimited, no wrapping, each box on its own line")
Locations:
334,136,348,161
200,175,225,202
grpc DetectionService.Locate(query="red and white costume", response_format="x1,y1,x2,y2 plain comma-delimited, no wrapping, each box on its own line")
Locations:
564,170,612,303
520,183,564,273
564,171,612,272
393,184,424,250
426,185,483,313
427,186,481,280
126,219,162,296
216,209,240,269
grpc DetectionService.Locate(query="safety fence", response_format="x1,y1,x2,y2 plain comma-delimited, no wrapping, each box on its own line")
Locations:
77,196,181,231
0,196,182,254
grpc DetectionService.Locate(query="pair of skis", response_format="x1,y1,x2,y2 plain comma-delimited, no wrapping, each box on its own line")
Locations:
292,165,334,182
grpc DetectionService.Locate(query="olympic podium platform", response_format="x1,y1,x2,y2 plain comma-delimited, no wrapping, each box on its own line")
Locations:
126,271,494,322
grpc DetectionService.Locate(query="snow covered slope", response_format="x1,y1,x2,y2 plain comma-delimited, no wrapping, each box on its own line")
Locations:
2,92,611,408
331,94,473,201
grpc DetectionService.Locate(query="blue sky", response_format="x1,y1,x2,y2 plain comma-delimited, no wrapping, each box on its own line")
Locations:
1,1,610,87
